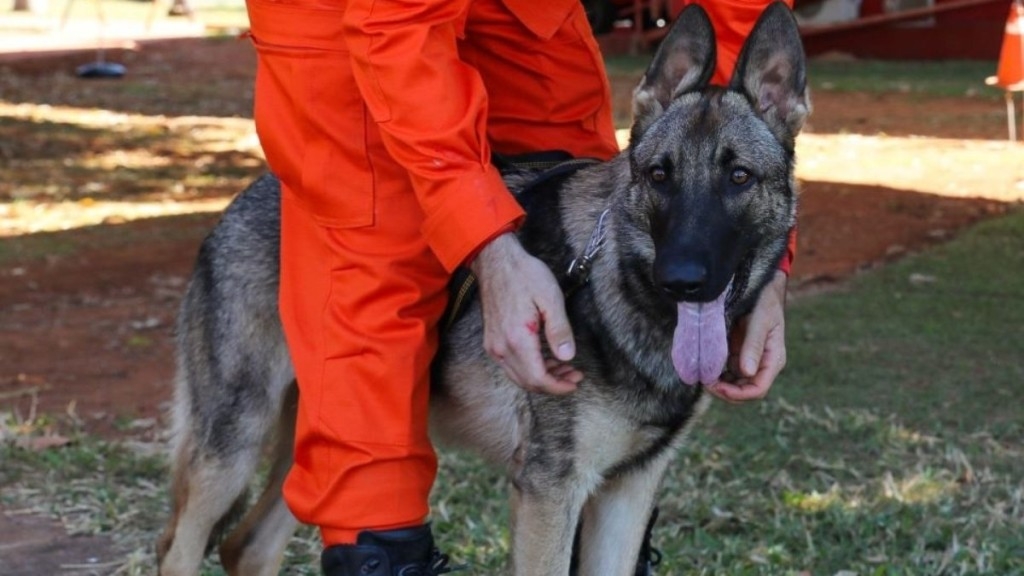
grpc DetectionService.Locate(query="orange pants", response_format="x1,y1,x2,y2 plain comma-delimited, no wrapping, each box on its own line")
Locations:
247,0,618,545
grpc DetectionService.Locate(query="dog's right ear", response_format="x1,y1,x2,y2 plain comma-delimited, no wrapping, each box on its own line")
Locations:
630,4,716,142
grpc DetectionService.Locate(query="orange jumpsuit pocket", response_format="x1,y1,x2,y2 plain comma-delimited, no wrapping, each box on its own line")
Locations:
499,0,577,39
248,4,377,229
317,353,430,447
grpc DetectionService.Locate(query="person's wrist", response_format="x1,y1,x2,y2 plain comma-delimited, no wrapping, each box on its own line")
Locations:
766,269,788,306
468,231,517,276
465,225,517,271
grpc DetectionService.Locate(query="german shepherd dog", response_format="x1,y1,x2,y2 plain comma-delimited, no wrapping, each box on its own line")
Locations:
157,4,808,574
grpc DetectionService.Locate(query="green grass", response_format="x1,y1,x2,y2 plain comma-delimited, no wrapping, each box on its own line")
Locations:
2,209,1021,574
781,213,1024,440
807,60,1001,101
0,431,169,572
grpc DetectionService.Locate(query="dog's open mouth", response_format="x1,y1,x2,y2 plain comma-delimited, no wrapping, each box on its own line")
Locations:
671,279,733,386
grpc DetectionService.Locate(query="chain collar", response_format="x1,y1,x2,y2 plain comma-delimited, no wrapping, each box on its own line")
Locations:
565,208,611,296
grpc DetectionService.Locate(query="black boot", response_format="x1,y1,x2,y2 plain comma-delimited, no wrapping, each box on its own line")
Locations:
320,524,458,576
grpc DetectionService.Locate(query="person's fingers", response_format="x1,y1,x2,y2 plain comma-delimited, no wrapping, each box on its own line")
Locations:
538,293,576,362
498,314,579,395
471,233,579,395
739,314,770,378
541,373,581,394
706,377,768,402
708,271,788,402
502,364,577,395
501,320,546,386
545,358,585,386
751,324,786,389
707,322,786,402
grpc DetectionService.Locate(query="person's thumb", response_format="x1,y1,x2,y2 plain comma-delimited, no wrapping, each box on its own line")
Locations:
541,299,575,362
739,317,769,377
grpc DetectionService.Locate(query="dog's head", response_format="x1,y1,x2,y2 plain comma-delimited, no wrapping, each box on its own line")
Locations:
622,2,808,385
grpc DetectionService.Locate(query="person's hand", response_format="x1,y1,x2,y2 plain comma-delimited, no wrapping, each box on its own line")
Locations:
469,233,583,395
706,270,787,402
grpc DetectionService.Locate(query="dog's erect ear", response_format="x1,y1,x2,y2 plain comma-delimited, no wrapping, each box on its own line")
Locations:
631,4,716,141
729,2,809,143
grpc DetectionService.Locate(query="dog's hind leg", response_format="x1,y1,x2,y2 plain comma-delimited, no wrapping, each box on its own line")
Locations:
158,359,292,575
576,455,672,576
219,382,300,576
157,431,261,576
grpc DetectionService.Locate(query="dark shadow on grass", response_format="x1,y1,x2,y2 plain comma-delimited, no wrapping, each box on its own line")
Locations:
0,36,256,118
0,114,263,205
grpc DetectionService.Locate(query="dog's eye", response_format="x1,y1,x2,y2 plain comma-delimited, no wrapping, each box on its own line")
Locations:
649,166,668,183
730,168,752,186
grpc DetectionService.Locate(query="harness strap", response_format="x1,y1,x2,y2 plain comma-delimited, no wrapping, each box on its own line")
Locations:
442,268,478,332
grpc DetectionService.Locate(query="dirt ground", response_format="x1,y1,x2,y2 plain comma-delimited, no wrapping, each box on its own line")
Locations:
0,35,1022,573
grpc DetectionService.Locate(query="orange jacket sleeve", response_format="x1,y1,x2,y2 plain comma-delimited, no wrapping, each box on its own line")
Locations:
341,0,534,272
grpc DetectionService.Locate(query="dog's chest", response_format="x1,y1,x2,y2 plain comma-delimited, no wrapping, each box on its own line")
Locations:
573,403,667,479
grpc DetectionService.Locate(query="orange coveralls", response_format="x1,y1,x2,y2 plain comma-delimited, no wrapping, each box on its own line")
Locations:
245,0,793,545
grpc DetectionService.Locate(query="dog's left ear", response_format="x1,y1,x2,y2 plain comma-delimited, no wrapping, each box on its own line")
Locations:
631,4,716,142
729,2,810,144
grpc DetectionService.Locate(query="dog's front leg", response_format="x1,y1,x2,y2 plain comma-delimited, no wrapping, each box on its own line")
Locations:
576,453,673,576
506,413,597,576
509,475,591,576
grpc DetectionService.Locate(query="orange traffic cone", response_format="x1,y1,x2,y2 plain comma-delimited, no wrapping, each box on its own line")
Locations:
987,0,1024,140
995,0,1024,88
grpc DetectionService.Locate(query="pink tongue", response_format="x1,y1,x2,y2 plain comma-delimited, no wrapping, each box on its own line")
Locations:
671,290,728,386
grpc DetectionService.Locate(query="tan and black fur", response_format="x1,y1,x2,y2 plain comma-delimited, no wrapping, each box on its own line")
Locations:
157,4,809,574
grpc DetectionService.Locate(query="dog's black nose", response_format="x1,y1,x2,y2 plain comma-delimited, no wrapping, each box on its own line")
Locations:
659,262,707,300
